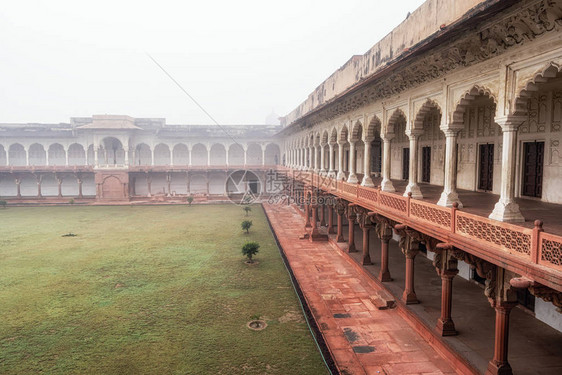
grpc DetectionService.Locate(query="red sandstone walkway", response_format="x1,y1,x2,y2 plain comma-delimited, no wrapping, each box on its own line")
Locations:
264,203,458,375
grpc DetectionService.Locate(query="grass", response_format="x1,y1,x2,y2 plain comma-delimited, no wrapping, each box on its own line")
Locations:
0,204,328,375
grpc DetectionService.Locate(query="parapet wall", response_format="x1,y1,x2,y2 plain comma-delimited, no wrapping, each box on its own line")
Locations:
282,0,487,126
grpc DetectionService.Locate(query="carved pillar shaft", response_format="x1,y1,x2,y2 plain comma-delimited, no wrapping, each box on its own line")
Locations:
319,202,326,226
328,144,335,176
438,130,463,207
403,255,418,304
362,140,374,187
347,213,356,252
404,133,423,199
347,142,358,183
437,271,458,336
320,145,325,173
305,199,311,228
327,204,335,234
379,235,392,282
381,136,395,192
336,211,345,242
337,143,345,180
486,304,516,375
361,225,372,265
489,117,525,222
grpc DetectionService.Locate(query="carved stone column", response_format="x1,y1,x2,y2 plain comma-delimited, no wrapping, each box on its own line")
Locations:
404,130,423,199
15,177,22,199
146,174,152,197
35,174,43,198
327,200,335,234
374,217,393,282
437,127,463,208
56,174,63,197
347,141,358,183
433,246,459,336
319,200,326,226
381,134,395,192
335,199,346,242
77,177,83,198
337,141,345,180
395,225,420,304
358,209,373,265
346,204,357,252
489,116,526,222
485,267,518,375
319,145,326,174
361,138,375,187
328,143,336,178
304,192,312,228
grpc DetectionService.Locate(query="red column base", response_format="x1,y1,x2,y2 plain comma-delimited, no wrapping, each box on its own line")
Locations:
486,360,513,375
379,271,392,282
436,318,458,336
403,291,419,305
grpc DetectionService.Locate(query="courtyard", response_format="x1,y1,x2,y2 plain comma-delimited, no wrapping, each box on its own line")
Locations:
0,204,328,375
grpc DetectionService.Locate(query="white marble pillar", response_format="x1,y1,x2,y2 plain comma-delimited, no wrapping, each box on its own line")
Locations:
328,144,335,177
437,128,463,208
304,147,309,170
320,145,326,174
489,116,525,222
337,142,345,180
347,141,358,183
404,130,423,199
381,135,395,192
94,147,99,167
314,146,320,172
361,138,375,187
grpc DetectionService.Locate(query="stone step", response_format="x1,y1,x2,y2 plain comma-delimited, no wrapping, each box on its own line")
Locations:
372,289,396,310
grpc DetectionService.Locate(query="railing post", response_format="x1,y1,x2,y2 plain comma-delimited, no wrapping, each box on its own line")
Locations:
451,202,458,233
406,192,412,217
531,220,543,264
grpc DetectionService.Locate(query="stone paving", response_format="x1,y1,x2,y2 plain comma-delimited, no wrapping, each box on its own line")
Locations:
264,203,459,375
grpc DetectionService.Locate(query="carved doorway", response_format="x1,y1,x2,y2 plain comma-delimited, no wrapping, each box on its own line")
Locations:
522,141,544,198
421,146,431,183
478,144,494,191
402,148,409,180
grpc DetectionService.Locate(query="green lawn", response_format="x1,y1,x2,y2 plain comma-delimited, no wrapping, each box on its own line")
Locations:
0,204,328,375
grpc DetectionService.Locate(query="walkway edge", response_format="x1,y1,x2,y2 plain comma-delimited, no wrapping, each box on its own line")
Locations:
261,203,340,375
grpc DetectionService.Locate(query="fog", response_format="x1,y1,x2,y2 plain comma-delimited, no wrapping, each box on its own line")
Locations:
0,0,425,125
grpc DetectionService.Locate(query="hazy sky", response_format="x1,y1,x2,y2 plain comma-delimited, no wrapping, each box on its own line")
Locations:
0,0,425,125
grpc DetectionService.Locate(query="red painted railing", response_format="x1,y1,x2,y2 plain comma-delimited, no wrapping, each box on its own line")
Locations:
285,168,562,290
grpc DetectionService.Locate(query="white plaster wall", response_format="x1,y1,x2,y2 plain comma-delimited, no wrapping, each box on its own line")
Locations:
170,173,188,195
135,178,149,196
190,175,207,194
151,174,168,195
209,175,225,195
0,176,16,196
82,175,96,196
534,299,562,332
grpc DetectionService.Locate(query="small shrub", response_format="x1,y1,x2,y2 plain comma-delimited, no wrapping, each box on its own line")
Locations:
241,220,253,234
242,242,260,263
0,200,6,209
186,195,194,205
68,198,75,205
243,206,252,216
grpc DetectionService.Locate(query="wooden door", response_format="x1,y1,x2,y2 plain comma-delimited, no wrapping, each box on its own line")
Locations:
402,148,410,180
422,146,431,183
522,141,544,198
478,144,494,191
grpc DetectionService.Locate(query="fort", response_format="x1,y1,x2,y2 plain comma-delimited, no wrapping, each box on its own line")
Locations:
1,0,561,374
